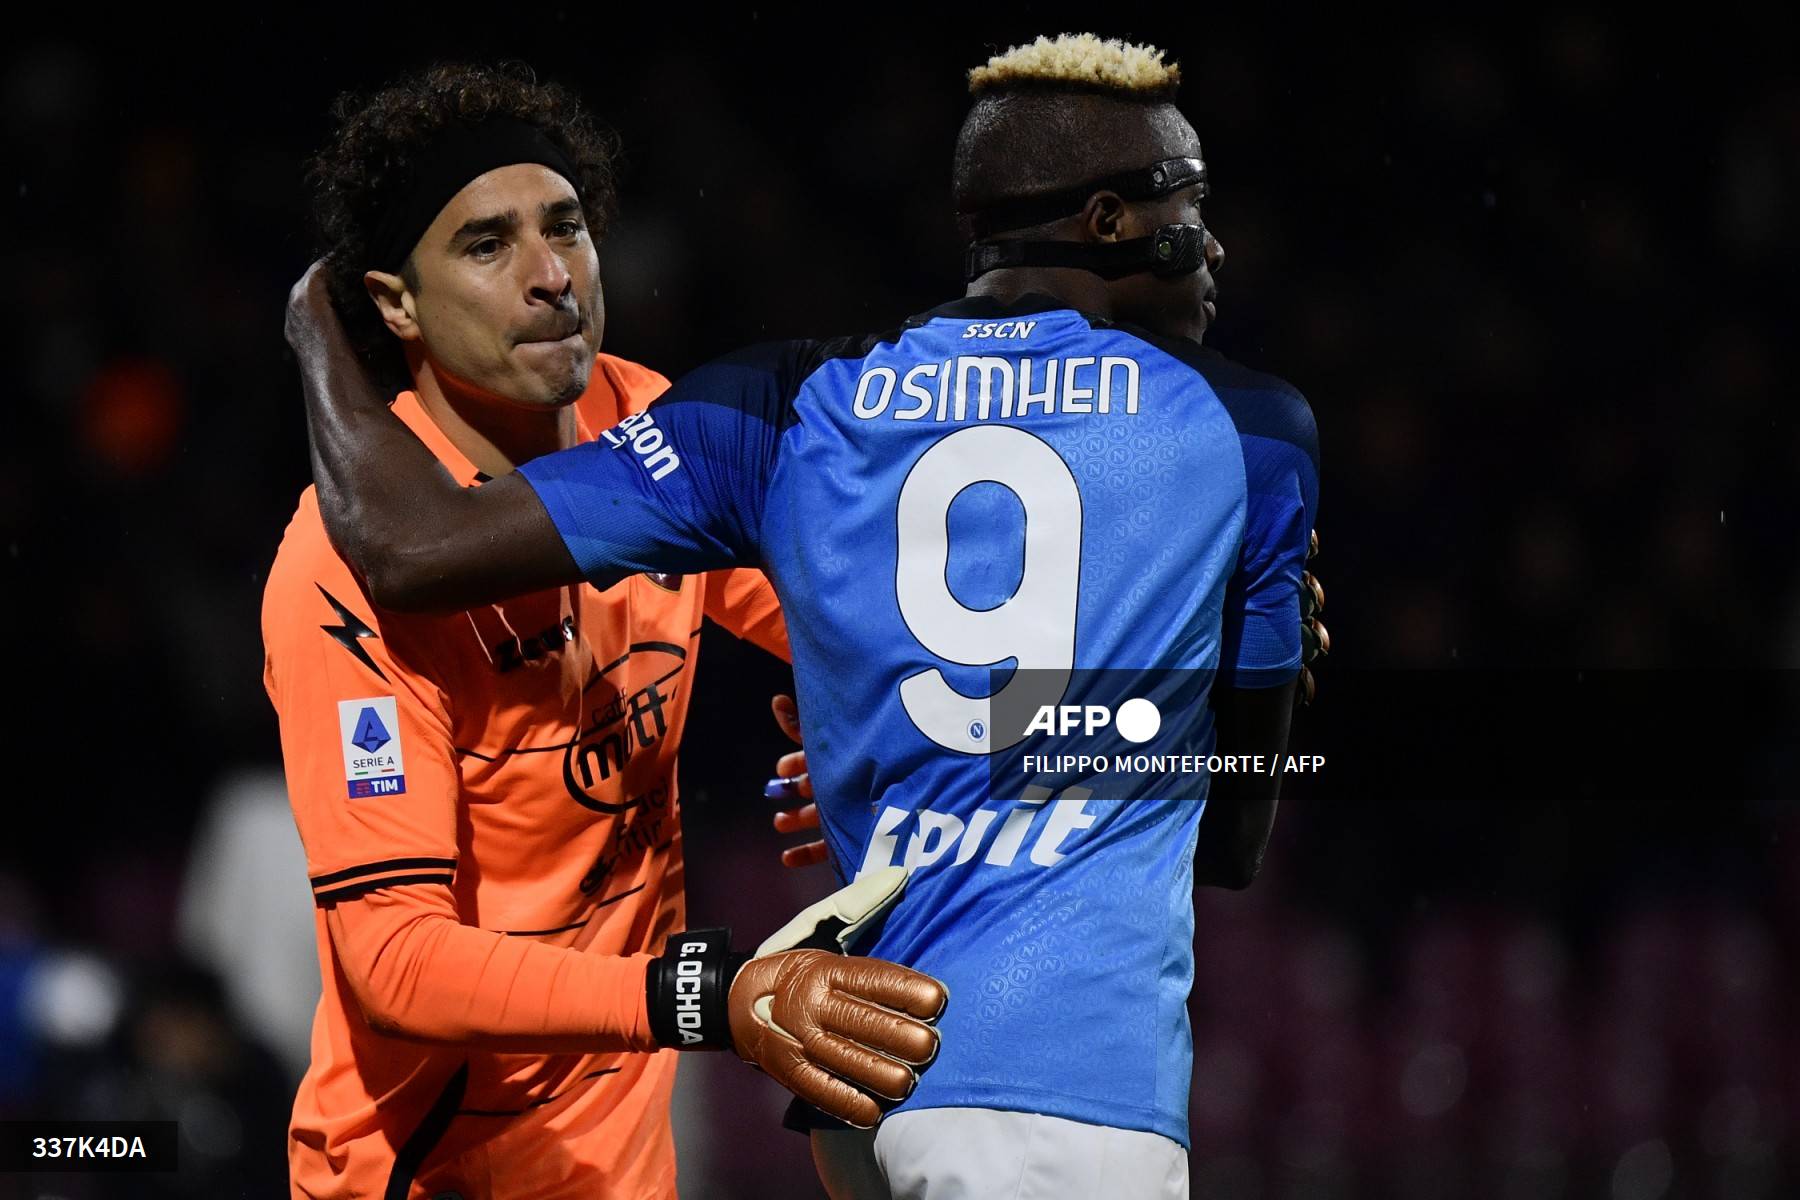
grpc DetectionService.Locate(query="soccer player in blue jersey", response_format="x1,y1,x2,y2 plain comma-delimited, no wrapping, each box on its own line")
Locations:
288,34,1318,1199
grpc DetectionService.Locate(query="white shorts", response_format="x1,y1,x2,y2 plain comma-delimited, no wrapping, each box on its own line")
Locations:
811,1107,1189,1200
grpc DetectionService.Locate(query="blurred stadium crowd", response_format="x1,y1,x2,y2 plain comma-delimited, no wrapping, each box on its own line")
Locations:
2,12,1795,1198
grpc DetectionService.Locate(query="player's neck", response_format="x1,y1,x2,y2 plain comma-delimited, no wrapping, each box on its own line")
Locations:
409,359,579,478
964,268,1115,319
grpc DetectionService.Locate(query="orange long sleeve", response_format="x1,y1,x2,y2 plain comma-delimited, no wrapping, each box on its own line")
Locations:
324,883,661,1054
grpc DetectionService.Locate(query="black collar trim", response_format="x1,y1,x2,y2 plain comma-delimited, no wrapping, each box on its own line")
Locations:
908,292,1110,327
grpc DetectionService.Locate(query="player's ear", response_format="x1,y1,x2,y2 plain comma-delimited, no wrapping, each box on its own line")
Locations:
1082,192,1128,244
363,268,421,342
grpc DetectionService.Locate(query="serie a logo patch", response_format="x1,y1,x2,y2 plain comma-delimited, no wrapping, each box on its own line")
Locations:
338,697,407,798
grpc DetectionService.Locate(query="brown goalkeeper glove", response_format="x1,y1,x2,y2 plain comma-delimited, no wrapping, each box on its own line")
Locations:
644,866,946,1128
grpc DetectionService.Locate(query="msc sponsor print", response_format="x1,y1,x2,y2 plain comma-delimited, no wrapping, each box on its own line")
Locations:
561,643,686,813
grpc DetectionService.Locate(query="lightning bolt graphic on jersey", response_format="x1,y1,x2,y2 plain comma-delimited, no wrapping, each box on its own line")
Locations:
317,584,388,682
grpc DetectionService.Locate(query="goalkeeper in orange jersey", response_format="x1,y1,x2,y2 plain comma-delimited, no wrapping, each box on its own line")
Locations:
264,63,944,1200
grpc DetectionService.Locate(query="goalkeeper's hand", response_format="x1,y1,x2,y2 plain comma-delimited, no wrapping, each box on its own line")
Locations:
1298,529,1330,706
643,866,946,1128
766,694,827,869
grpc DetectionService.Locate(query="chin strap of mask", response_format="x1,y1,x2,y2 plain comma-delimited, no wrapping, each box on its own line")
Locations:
961,156,1210,283
964,223,1208,282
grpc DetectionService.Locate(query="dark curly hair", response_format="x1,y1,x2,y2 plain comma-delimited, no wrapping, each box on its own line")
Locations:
308,61,621,391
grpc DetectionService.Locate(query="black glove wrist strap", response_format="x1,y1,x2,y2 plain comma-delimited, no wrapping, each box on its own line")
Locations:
645,928,750,1051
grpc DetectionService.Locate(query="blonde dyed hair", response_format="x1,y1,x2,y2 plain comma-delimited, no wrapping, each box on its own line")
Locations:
968,33,1181,98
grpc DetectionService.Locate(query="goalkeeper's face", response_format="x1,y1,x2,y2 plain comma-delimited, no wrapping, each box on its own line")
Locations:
376,164,604,410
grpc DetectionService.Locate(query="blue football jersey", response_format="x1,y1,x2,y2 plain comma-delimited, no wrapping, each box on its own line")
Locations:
520,295,1319,1145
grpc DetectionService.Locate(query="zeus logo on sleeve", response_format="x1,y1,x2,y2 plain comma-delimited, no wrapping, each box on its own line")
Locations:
338,697,407,798
601,411,681,481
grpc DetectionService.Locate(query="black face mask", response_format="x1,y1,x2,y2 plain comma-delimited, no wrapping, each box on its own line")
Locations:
961,157,1210,283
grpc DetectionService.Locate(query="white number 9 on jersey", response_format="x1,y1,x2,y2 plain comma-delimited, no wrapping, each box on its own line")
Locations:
895,425,1081,753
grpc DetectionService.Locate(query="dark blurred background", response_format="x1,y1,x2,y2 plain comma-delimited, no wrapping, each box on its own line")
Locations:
2,9,1796,1198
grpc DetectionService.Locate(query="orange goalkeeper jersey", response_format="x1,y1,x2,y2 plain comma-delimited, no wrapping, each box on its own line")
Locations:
262,353,788,1200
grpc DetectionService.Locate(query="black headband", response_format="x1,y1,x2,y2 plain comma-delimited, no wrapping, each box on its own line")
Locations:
962,156,1208,239
366,117,580,272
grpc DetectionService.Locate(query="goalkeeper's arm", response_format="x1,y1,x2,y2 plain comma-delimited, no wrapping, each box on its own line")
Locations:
330,866,944,1128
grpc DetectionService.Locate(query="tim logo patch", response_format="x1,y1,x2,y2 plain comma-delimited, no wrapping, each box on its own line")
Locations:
338,697,407,798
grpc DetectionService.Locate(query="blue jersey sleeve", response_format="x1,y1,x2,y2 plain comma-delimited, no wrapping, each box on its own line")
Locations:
517,343,800,587
1214,378,1320,687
